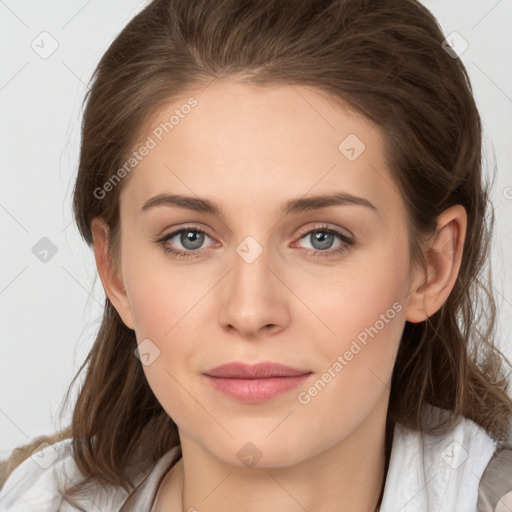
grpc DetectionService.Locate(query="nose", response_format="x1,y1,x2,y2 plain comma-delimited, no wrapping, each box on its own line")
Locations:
217,239,290,338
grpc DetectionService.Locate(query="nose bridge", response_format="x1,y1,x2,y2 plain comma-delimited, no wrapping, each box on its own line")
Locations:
231,233,273,304
232,236,271,299
218,233,288,335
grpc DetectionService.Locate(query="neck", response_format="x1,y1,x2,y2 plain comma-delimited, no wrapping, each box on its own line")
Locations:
158,399,393,512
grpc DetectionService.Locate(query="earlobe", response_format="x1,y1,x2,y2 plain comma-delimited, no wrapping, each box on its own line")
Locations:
91,217,135,330
405,204,467,324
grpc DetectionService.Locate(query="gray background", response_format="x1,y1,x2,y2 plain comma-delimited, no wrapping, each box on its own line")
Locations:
1,0,511,457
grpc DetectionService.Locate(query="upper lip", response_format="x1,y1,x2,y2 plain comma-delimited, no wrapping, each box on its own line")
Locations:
204,362,311,379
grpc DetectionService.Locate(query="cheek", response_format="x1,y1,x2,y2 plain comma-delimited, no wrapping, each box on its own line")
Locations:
123,265,203,419
292,255,408,432
121,248,211,377
122,241,198,338
293,236,410,355
128,281,176,340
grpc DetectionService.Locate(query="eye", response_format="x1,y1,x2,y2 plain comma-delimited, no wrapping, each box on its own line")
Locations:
156,226,216,259
155,223,354,260
293,224,354,259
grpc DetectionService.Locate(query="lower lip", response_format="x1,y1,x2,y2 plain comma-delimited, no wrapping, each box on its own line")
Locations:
204,374,312,403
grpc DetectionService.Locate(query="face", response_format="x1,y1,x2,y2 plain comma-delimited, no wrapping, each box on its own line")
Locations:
108,79,418,467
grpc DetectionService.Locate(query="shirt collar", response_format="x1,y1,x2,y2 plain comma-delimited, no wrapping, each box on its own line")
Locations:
117,406,497,512
380,405,497,512
118,445,182,511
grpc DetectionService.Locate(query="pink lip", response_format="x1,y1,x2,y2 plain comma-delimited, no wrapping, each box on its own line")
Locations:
205,361,310,378
203,362,312,403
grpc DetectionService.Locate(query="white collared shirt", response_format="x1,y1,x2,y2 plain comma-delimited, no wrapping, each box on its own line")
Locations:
0,405,509,511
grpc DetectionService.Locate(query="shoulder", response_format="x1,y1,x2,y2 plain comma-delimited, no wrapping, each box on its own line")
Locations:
0,438,130,511
0,438,77,511
477,441,512,512
381,405,506,512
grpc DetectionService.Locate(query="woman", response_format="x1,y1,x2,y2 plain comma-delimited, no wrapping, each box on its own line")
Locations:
1,0,511,510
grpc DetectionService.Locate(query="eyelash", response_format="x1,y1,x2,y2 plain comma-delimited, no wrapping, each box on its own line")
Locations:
155,224,354,260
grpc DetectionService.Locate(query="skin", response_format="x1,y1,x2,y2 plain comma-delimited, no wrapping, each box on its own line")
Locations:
92,79,467,512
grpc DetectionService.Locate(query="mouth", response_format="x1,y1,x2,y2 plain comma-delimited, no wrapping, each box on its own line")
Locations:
203,361,313,402
204,361,311,379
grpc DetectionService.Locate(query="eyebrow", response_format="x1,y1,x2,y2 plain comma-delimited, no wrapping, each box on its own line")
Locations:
140,191,377,217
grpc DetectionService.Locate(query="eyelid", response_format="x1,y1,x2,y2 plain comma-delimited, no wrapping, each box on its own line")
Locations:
156,221,212,237
295,222,354,241
157,224,217,245
156,222,352,246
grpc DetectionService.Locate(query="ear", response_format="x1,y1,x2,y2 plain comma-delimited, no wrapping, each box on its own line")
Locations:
91,217,135,330
405,204,467,323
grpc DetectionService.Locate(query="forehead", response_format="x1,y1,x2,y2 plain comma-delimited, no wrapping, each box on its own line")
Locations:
120,79,401,220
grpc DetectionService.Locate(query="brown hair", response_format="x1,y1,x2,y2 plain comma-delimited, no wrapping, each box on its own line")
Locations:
11,0,512,505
